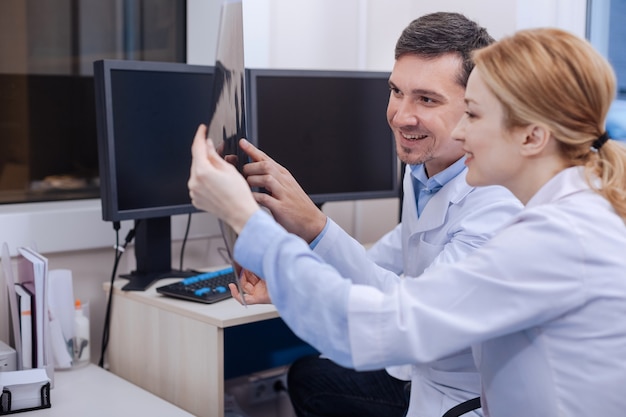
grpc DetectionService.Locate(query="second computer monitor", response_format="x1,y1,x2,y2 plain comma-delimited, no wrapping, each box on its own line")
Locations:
246,68,399,205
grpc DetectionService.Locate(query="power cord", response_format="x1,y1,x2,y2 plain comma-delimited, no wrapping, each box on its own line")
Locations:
179,213,192,271
98,221,138,368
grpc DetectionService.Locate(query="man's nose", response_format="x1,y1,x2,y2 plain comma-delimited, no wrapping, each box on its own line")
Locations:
391,99,419,127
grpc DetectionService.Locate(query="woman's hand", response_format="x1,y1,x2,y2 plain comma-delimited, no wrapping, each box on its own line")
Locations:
228,269,272,305
188,124,259,233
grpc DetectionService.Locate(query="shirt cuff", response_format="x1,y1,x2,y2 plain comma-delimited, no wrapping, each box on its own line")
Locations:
233,209,281,276
309,217,330,249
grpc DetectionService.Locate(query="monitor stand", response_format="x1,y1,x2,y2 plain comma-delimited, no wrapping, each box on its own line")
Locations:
120,217,196,291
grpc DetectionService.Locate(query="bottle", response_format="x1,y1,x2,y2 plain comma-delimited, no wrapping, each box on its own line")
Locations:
73,299,90,364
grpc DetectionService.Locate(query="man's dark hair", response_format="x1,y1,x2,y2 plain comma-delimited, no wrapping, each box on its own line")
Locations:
395,12,495,87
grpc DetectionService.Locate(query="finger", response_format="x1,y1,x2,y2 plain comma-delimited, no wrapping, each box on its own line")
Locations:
239,138,272,163
189,125,208,192
191,125,224,168
241,160,263,177
204,137,232,169
228,283,245,305
242,281,257,294
253,191,280,211
230,282,264,305
246,173,277,191
247,271,261,285
240,268,259,284
224,154,238,166
191,124,208,159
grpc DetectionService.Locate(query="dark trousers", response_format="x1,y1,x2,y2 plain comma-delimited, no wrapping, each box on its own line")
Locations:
287,355,410,417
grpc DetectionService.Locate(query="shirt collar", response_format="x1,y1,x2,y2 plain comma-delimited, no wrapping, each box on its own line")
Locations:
526,166,590,208
410,156,466,190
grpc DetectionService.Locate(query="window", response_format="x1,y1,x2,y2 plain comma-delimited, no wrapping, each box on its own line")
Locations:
587,0,626,140
0,0,186,204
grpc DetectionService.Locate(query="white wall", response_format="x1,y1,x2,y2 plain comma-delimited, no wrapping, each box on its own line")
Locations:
1,0,588,357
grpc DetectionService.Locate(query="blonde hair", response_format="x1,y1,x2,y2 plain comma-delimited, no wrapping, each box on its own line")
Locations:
473,28,626,221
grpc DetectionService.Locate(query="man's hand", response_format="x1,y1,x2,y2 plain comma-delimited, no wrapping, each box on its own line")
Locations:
239,139,327,243
228,269,271,305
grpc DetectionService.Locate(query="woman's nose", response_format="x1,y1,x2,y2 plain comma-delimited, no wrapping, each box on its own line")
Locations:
451,117,466,143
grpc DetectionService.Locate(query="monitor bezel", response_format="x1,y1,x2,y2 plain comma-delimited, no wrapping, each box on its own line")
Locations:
245,68,400,205
94,59,215,222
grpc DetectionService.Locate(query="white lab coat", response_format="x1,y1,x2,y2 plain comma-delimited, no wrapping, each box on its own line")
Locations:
234,166,626,417
314,166,522,416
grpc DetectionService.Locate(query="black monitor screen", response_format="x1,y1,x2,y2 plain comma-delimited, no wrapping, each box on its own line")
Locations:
246,69,398,205
93,59,215,290
95,60,214,221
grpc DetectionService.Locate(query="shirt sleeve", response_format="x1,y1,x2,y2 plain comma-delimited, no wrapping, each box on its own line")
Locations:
308,216,330,249
234,210,358,367
365,223,404,274
313,218,402,289
234,208,586,371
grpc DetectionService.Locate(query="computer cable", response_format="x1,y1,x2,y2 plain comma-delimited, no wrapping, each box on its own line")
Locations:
179,213,192,271
98,221,137,368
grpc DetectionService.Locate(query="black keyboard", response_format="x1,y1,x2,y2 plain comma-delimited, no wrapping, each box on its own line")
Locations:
156,267,237,304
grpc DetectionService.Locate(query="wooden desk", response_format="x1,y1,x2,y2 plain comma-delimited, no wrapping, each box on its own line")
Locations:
103,278,281,417
19,364,194,416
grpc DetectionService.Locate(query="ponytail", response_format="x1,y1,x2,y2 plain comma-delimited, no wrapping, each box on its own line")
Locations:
585,139,626,221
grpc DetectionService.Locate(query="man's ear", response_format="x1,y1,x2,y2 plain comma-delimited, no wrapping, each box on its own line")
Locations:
520,125,551,157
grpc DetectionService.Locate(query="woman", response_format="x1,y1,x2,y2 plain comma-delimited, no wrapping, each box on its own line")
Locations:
188,28,626,416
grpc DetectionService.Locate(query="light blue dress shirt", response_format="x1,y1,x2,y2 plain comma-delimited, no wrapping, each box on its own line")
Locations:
411,157,466,217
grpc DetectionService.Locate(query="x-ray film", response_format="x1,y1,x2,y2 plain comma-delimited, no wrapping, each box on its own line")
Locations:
208,0,248,306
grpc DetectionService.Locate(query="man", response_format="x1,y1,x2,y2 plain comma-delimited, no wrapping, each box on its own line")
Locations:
230,12,522,417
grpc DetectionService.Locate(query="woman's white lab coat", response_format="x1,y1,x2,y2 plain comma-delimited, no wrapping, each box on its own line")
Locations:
234,166,626,416
313,166,522,416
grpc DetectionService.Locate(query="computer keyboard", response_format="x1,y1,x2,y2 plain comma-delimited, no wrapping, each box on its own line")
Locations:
156,267,237,304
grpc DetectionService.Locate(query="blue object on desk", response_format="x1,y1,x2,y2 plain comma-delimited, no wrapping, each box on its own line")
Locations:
156,267,237,304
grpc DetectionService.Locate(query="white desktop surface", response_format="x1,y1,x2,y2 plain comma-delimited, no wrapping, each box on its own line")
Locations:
109,277,279,328
18,364,194,416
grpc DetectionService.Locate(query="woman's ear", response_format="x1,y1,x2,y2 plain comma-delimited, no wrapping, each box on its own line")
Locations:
520,125,551,157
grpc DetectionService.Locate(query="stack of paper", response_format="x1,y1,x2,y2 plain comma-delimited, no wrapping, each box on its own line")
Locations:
0,368,51,412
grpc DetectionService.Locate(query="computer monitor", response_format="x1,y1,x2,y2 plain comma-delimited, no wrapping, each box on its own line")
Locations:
246,68,399,206
93,59,215,290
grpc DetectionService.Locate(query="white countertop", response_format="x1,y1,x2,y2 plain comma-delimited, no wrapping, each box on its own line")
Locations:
17,364,194,416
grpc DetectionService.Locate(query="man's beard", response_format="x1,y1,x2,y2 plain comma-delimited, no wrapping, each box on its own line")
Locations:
397,142,435,166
